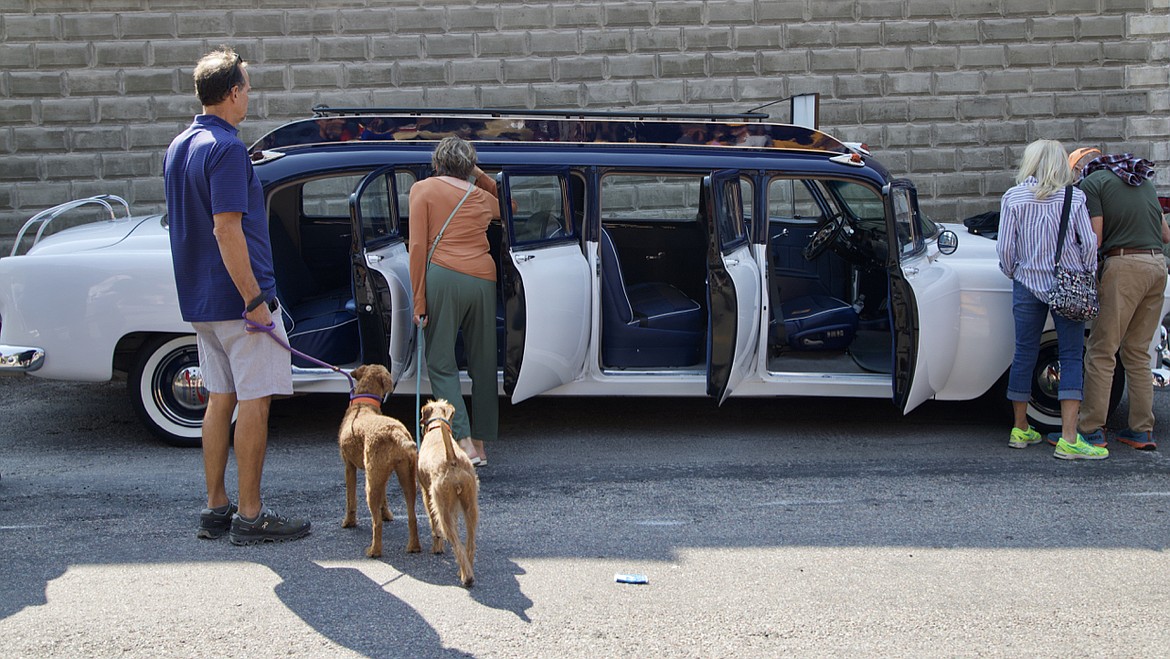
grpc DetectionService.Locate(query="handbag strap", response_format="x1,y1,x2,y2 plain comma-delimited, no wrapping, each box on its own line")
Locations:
426,176,476,267
1052,185,1074,267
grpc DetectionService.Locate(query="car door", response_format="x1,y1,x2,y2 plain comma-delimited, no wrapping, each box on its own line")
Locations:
887,180,961,413
496,169,591,402
704,170,762,404
348,166,416,383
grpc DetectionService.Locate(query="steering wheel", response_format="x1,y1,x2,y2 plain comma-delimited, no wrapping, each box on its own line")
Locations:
802,212,847,261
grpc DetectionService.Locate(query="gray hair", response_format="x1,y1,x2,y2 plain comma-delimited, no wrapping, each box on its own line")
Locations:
431,136,477,179
1015,139,1073,200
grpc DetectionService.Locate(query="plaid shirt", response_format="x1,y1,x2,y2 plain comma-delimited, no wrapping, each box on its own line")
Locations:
1082,153,1156,187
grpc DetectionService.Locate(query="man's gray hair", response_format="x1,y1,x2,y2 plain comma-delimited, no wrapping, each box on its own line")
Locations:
431,136,477,179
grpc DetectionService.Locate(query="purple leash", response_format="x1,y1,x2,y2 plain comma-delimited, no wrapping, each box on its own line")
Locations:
243,312,357,395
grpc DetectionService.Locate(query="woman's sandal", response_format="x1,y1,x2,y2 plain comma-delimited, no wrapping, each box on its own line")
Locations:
472,439,487,467
458,438,483,466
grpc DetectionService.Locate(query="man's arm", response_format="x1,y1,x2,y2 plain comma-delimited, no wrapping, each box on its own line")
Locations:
212,211,271,324
1090,215,1104,249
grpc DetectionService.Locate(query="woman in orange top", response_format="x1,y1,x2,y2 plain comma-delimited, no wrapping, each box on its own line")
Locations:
408,137,499,465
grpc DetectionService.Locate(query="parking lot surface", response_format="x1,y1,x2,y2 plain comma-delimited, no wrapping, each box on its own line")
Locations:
2,375,1168,657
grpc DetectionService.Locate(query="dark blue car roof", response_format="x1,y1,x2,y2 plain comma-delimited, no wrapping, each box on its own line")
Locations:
255,139,892,190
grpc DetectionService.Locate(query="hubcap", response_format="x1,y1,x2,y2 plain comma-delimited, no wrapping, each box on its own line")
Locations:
1033,357,1061,416
171,365,208,412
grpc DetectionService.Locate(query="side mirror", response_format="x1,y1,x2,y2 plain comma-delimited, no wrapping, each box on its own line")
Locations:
937,229,959,255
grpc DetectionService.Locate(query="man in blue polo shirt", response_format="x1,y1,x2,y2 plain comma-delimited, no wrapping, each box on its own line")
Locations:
164,47,310,545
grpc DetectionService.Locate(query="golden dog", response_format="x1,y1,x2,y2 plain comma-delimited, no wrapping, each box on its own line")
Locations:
417,399,480,586
338,364,420,558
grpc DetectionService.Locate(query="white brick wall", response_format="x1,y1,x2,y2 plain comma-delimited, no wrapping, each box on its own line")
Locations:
1,1,1168,249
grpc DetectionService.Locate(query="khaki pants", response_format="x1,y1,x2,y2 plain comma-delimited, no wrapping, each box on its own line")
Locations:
1079,253,1167,434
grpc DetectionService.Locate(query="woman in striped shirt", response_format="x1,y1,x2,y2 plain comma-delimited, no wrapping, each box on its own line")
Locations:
997,139,1105,459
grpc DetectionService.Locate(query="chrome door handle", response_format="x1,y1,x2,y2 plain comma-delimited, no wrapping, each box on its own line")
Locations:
903,266,919,276
515,254,534,263
366,254,383,264
725,259,740,267
646,251,666,261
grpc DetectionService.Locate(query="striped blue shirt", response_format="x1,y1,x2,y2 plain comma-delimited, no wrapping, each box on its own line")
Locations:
997,178,1098,302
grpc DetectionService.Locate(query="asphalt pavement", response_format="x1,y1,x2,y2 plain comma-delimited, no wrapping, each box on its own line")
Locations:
1,374,1168,657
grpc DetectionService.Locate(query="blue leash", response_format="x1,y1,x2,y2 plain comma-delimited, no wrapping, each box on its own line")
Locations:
414,322,423,449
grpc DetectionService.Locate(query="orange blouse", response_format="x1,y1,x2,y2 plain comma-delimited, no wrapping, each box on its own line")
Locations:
407,171,500,317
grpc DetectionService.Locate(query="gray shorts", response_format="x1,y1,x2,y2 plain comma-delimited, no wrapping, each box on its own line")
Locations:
192,304,293,401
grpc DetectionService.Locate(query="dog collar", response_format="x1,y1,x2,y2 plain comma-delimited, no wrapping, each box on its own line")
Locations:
422,416,451,432
349,394,383,407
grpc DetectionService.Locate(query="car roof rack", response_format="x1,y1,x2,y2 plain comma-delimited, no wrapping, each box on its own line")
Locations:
251,107,850,157
311,105,770,122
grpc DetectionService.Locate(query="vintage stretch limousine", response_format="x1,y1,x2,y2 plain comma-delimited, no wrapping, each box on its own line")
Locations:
2,107,1167,445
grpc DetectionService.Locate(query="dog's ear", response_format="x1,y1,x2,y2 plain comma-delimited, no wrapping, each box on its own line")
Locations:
352,364,368,380
379,369,394,394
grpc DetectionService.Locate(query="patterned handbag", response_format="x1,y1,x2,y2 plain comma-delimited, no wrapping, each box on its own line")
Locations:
1047,185,1099,322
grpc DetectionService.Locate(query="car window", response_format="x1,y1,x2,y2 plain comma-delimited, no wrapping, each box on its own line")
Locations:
506,173,574,245
825,180,884,223
714,174,748,252
767,178,824,222
600,173,702,222
890,185,922,256
302,174,367,218
351,170,417,244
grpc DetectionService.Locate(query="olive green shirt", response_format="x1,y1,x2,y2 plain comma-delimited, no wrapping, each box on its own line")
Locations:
1079,169,1163,253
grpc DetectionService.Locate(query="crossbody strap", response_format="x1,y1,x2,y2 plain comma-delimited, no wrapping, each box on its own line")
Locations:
426,177,476,267
1052,184,1074,267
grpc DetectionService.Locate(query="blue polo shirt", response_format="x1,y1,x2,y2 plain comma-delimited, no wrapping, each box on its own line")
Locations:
163,114,275,322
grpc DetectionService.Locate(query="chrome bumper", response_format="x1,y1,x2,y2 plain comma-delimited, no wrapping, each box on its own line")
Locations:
0,345,45,372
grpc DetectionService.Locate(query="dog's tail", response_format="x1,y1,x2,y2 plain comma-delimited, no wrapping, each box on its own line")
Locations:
440,419,457,466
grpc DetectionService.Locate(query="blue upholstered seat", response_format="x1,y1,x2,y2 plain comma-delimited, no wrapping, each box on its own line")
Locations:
268,220,359,368
599,228,704,367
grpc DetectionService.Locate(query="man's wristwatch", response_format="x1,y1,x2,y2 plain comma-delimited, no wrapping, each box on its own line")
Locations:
245,292,268,313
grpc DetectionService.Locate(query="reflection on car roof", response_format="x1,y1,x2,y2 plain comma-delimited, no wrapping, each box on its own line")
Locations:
251,110,849,156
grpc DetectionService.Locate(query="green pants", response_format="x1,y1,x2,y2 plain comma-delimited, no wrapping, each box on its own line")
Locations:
422,264,498,442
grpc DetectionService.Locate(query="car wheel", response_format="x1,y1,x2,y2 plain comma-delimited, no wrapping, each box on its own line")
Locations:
128,334,210,448
1025,330,1124,432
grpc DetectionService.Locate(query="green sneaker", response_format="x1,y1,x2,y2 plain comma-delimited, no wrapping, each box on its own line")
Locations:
1008,426,1042,449
1054,435,1109,461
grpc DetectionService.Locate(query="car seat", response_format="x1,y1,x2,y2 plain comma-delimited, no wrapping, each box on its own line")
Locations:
777,294,858,351
599,227,704,367
268,219,360,367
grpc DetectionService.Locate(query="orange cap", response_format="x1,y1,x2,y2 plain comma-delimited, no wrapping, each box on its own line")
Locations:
1068,147,1101,170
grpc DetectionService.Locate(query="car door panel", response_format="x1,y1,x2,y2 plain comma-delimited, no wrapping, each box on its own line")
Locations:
887,180,961,412
705,170,762,403
497,170,591,402
348,166,414,384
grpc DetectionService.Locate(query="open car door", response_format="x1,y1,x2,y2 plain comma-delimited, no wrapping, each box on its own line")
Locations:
704,170,762,404
497,169,590,403
348,166,416,384
887,180,961,413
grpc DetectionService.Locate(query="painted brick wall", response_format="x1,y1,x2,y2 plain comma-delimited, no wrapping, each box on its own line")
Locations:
1,1,1168,251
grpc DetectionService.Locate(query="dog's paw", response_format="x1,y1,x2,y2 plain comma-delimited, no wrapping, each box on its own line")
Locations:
365,545,382,558
406,540,421,553
341,515,357,528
